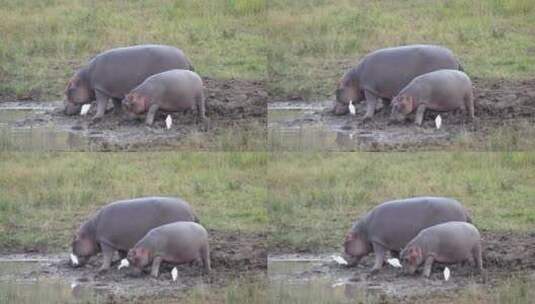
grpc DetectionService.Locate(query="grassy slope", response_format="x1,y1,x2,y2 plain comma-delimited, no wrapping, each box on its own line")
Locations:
267,0,535,100
268,152,535,252
0,152,267,251
0,0,266,100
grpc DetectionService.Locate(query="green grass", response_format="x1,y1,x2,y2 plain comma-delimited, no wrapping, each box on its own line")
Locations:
0,152,267,252
267,0,535,100
268,152,535,252
0,0,266,100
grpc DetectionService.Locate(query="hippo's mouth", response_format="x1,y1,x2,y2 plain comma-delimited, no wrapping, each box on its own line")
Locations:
64,102,82,116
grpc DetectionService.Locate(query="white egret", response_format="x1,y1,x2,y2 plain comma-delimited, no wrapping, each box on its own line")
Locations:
331,255,348,265
387,258,402,268
70,253,79,266
80,104,91,116
118,258,130,270
435,114,442,129
443,267,451,281
165,115,173,129
171,267,178,281
348,100,356,116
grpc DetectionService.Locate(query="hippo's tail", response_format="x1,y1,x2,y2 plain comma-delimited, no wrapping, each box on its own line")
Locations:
465,209,473,223
457,60,464,72
193,214,200,223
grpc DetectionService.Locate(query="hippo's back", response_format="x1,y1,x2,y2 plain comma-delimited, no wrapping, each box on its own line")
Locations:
358,45,460,98
88,45,193,98
94,196,197,250
366,197,469,250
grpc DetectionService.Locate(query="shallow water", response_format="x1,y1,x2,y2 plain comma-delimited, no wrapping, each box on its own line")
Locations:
0,102,91,151
268,101,452,151
0,261,101,304
268,254,535,303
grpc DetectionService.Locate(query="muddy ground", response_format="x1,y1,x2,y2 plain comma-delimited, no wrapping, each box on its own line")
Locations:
269,78,535,151
268,230,535,302
0,230,267,303
0,77,267,151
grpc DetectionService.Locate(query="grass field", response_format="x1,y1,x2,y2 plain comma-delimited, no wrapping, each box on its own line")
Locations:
0,152,267,252
268,152,535,252
267,0,535,100
0,0,266,100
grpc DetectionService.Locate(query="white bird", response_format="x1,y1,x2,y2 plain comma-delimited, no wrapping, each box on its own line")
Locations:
387,258,402,268
80,104,91,116
70,282,78,289
443,267,451,281
435,114,442,129
118,258,129,270
171,267,178,281
70,253,79,266
331,255,348,265
348,100,356,116
165,115,173,129
331,281,346,288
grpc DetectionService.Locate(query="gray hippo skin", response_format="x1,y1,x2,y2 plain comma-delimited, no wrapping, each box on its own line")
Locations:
390,69,474,125
343,197,471,274
64,44,194,121
122,69,206,125
71,197,198,272
334,45,463,120
400,221,483,277
127,222,211,277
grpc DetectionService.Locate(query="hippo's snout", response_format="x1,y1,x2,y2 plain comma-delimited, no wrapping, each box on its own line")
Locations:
333,101,350,115
64,102,82,116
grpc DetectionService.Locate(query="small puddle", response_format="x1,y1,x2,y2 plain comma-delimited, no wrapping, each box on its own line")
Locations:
268,101,451,151
0,260,101,304
0,102,92,151
268,254,535,303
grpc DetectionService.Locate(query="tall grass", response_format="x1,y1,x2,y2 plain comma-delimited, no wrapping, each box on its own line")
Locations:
267,0,535,99
0,152,267,251
268,152,535,251
0,0,267,100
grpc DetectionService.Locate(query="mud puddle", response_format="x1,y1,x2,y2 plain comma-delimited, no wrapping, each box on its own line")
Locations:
269,78,535,151
0,230,267,303
268,231,535,303
0,78,267,151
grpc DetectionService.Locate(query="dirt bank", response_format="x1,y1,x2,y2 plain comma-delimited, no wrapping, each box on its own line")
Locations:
0,230,267,303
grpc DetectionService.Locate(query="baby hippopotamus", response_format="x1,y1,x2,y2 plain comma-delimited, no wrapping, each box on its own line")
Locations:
71,197,198,272
122,69,206,126
127,222,211,278
401,222,483,277
343,197,471,274
390,69,474,125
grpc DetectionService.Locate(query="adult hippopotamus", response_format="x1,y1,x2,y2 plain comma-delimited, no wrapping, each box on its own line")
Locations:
401,221,483,277
71,197,198,272
343,197,471,273
64,45,194,121
334,45,463,121
390,69,474,125
127,222,211,277
122,69,206,125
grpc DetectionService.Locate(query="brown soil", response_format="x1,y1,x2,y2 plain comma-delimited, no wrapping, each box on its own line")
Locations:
2,77,267,151
270,78,535,151
0,230,267,303
270,230,535,302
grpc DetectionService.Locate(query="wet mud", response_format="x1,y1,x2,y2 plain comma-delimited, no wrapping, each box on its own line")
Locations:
269,230,535,302
269,78,535,151
0,77,267,151
0,230,267,303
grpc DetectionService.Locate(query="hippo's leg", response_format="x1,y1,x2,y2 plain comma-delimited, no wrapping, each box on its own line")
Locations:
93,90,110,121
464,92,475,121
414,104,427,126
150,256,163,277
370,242,386,274
473,244,483,272
200,244,211,273
112,98,123,114
362,90,378,122
145,104,160,126
422,256,434,277
195,91,207,124
98,243,115,273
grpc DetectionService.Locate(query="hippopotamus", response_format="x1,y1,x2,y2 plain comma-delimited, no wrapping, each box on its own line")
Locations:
334,45,463,120
401,221,483,277
122,69,206,125
64,44,194,121
390,69,474,125
343,197,471,273
127,222,210,277
71,197,198,272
